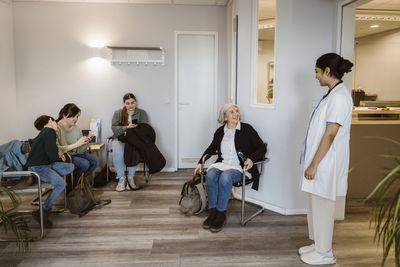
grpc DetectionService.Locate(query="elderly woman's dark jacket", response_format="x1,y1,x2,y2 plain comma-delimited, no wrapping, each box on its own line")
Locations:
199,122,266,190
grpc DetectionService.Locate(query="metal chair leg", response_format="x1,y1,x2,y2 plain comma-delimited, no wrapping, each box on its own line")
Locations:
144,162,151,183
64,175,67,210
31,188,52,206
238,171,264,226
241,171,246,225
0,171,45,241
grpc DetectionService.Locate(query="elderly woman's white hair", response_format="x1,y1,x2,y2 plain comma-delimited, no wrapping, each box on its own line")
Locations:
217,103,241,124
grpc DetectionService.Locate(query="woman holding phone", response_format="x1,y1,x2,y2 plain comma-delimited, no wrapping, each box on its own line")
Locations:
111,93,149,192
56,103,100,185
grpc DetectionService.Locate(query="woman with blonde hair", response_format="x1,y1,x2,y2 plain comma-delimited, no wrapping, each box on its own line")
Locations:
194,103,266,232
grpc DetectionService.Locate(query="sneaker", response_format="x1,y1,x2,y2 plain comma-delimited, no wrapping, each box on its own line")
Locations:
116,177,126,192
202,208,217,229
126,176,138,190
32,209,53,228
298,244,315,255
300,250,336,265
210,210,227,233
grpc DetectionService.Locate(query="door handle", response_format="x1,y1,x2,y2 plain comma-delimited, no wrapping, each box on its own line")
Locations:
179,102,190,106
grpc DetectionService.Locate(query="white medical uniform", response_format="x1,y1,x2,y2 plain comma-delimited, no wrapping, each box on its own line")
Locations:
301,82,353,254
301,83,353,201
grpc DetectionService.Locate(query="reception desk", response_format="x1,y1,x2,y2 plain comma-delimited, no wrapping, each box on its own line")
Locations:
348,109,400,200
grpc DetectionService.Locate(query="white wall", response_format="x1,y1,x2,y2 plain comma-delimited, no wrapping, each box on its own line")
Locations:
13,2,227,170
0,0,17,144
354,28,400,100
235,0,338,214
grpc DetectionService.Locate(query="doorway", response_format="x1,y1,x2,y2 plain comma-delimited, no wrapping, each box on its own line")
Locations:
175,31,218,169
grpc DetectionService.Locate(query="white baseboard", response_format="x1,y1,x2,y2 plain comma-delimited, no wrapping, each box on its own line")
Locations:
161,168,177,172
133,167,176,172
233,192,307,215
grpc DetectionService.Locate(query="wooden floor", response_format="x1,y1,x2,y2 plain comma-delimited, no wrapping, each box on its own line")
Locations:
0,169,394,266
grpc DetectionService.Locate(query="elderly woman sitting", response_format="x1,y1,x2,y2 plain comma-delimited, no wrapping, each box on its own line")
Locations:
194,103,266,232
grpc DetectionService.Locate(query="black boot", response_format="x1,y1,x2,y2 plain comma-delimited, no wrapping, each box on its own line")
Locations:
32,209,53,228
202,208,217,229
210,210,226,233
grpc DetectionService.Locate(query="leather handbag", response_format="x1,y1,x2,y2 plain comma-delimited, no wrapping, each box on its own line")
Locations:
179,173,207,216
67,174,97,217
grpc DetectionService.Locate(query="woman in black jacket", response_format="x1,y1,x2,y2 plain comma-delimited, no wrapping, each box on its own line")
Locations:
194,103,266,232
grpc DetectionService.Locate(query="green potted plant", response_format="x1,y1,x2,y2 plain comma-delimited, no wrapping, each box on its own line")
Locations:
367,138,400,266
0,180,31,252
267,79,273,104
267,87,273,104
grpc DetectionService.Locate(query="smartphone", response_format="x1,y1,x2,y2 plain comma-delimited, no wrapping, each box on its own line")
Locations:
132,119,138,124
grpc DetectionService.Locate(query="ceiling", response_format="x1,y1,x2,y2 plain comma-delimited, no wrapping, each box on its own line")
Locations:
356,0,400,38
257,0,400,41
11,0,229,4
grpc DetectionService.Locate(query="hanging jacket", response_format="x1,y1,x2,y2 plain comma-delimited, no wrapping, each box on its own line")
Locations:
0,139,29,173
118,123,166,174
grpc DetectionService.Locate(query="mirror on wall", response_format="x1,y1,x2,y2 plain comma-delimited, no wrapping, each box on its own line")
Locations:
256,0,276,105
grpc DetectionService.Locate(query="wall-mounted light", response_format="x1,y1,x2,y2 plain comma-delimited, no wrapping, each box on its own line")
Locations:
91,46,111,60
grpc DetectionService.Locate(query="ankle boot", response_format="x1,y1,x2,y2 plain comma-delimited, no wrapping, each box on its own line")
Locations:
32,209,53,228
202,208,217,229
210,210,226,232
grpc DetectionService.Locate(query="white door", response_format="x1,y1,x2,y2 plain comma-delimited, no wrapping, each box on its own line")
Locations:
177,32,217,168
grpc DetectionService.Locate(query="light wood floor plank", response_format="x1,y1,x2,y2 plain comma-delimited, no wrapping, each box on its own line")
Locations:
0,169,395,266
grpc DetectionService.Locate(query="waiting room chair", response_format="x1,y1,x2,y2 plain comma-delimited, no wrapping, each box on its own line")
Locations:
0,171,45,241
233,157,269,225
31,154,74,211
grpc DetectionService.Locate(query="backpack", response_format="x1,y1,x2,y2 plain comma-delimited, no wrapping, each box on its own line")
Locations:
179,173,207,216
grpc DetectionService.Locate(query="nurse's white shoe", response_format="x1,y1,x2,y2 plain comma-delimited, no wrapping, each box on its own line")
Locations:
300,250,336,265
298,244,315,255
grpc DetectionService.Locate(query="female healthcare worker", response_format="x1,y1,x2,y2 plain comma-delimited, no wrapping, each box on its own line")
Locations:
299,53,353,265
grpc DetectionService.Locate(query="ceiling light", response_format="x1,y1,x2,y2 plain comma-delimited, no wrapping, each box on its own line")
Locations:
370,25,379,28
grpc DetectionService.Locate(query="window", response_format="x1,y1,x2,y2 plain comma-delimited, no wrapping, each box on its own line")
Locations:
255,0,276,106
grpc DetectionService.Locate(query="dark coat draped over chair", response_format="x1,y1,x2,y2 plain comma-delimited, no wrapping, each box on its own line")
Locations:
118,123,165,174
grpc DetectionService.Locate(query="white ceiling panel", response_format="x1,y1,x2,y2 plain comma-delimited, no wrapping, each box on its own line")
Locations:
12,0,228,4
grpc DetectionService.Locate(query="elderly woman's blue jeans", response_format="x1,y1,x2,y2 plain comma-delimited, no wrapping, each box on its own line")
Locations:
28,162,74,211
206,168,243,212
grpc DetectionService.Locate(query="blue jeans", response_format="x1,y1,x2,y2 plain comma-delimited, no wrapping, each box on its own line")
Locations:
28,162,74,211
112,140,138,179
72,153,100,178
206,168,244,212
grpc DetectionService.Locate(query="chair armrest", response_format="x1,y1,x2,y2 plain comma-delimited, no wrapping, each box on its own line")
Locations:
2,171,42,185
253,157,270,166
106,136,114,147
2,171,35,178
246,157,269,176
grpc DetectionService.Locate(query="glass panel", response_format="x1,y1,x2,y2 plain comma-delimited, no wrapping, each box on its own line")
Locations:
256,0,276,105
